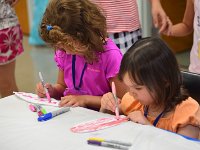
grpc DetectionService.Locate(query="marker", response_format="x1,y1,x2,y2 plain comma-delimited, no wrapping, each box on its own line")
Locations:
29,104,37,112
87,140,129,150
38,107,70,121
29,104,47,116
112,82,119,119
88,138,132,147
39,72,51,102
34,104,47,115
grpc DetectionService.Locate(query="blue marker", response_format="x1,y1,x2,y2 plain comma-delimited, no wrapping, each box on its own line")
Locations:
38,107,70,122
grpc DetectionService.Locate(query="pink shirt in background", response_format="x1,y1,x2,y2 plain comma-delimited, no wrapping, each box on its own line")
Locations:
54,38,122,96
93,0,141,33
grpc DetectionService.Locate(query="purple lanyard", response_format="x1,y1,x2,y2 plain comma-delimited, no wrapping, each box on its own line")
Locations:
72,55,87,90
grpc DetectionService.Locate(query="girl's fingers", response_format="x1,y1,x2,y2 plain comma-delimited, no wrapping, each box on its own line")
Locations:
45,83,52,89
167,19,173,36
59,97,69,106
36,83,46,96
60,96,77,107
102,97,115,112
72,103,79,107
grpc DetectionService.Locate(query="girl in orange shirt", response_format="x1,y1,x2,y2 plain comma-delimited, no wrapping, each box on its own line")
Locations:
100,37,200,139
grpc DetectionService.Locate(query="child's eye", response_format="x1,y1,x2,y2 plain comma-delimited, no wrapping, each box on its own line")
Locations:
129,86,142,90
135,87,142,90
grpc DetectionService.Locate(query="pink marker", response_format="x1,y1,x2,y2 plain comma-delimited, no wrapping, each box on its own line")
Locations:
29,104,37,112
39,72,51,102
112,82,119,119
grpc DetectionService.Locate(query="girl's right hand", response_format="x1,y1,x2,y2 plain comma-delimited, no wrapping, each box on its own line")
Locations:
36,82,54,98
100,92,120,113
128,111,151,125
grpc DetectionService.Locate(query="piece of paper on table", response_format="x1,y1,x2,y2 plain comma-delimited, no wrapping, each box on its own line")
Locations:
14,92,59,107
71,116,128,133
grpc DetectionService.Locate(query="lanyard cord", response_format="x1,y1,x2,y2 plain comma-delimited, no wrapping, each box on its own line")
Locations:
144,106,164,127
72,55,87,90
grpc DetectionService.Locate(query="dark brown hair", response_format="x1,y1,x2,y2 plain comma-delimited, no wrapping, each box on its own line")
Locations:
39,0,107,62
119,37,188,113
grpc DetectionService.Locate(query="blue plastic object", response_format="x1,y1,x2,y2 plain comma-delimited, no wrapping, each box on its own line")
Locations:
29,0,49,45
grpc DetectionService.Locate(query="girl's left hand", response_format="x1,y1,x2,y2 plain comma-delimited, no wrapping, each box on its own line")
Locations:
128,111,151,125
59,95,86,107
159,17,173,36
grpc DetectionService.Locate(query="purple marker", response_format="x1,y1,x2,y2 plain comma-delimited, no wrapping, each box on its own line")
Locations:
39,72,51,102
87,140,129,150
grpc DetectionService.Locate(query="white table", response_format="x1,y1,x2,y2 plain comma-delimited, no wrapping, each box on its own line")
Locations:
0,95,200,150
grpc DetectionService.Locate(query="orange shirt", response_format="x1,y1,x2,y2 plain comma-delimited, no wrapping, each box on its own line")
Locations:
121,92,200,133
93,0,140,33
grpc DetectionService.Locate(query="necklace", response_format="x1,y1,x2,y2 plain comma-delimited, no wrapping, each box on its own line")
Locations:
144,106,164,127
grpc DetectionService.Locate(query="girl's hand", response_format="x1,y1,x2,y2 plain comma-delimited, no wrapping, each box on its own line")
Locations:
159,17,173,36
128,111,151,125
151,0,168,33
59,95,87,107
36,82,54,98
100,92,120,113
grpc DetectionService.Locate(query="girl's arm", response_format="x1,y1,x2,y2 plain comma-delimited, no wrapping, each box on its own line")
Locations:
169,0,194,37
59,94,102,110
59,75,128,110
36,69,66,100
150,0,169,33
58,68,112,109
177,124,199,139
50,69,67,100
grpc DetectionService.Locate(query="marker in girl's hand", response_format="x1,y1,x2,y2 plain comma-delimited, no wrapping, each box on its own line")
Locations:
39,72,51,102
112,82,119,120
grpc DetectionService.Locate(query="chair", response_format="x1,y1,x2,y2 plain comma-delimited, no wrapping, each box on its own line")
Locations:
181,71,200,104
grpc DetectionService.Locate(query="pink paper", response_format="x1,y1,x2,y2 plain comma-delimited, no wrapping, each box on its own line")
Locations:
71,116,128,133
14,92,59,107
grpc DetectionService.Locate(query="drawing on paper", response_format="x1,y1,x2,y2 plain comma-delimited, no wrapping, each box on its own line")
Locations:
71,116,128,133
14,92,59,107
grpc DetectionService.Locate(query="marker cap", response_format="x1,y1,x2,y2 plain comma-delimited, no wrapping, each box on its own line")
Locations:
88,140,101,146
38,113,52,121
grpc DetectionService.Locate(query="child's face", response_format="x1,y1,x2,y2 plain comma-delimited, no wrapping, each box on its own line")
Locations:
123,73,155,106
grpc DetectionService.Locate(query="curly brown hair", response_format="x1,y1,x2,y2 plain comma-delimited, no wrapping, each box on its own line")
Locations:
39,0,107,63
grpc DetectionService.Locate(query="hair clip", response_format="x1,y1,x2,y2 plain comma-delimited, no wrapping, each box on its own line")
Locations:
46,25,53,31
